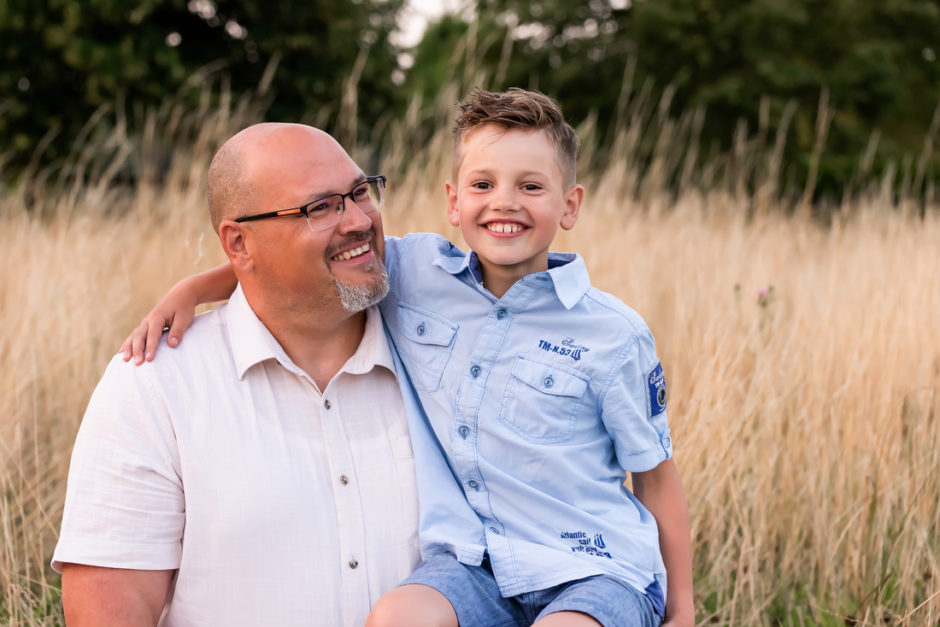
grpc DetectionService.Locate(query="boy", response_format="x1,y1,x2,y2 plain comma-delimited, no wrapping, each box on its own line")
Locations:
124,89,693,626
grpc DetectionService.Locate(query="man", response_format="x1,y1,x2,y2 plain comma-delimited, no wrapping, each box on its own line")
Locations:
53,123,420,625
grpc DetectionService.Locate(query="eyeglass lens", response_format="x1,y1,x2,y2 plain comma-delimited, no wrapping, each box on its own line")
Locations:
305,177,384,231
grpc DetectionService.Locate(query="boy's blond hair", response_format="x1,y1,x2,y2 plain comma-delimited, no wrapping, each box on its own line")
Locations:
453,88,579,188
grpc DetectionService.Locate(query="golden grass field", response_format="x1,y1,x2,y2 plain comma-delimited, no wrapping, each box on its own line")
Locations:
1,93,938,625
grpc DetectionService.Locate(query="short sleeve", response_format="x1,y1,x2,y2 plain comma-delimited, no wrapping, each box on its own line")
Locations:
600,328,673,473
52,355,185,572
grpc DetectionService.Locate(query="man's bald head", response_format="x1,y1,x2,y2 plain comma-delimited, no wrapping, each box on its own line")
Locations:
207,123,343,232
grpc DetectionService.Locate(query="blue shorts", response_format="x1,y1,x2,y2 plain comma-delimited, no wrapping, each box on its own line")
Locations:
401,553,662,627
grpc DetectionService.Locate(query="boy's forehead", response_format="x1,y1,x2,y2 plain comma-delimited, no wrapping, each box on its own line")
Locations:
461,123,547,148
454,124,561,177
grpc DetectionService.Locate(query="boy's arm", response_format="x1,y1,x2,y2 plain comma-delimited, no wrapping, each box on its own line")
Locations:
120,262,237,364
632,458,694,627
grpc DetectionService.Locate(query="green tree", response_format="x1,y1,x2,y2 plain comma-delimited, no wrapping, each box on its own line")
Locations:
0,0,405,174
407,0,940,199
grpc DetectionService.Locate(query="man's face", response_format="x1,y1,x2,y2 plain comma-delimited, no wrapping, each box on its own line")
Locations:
242,126,387,315
446,124,580,282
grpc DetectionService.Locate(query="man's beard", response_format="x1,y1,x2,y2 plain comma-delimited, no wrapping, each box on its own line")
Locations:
332,260,389,312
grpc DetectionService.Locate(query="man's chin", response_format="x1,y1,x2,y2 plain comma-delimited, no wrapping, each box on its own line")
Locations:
333,266,389,313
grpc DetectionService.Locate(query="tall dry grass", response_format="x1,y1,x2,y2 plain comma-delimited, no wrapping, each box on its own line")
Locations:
1,83,938,626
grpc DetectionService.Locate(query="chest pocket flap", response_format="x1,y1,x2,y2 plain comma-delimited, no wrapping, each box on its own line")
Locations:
397,303,458,347
511,356,589,398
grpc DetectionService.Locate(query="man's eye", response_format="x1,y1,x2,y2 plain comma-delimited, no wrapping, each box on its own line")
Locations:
353,185,370,199
305,200,332,215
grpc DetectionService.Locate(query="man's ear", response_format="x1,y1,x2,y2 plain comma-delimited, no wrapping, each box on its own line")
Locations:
560,184,584,231
219,221,254,273
445,181,460,227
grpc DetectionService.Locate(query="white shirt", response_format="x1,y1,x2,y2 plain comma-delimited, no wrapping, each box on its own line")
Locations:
53,285,420,626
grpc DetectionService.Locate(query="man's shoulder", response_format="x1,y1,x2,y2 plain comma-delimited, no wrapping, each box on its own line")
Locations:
112,306,233,384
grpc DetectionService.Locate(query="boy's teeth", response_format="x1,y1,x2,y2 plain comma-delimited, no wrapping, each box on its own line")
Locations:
332,243,370,261
487,223,523,233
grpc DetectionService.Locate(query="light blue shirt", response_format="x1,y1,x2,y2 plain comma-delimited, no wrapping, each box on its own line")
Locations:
381,233,672,607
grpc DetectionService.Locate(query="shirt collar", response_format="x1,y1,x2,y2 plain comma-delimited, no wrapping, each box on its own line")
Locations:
225,284,394,380
431,245,475,276
545,252,592,310
430,245,591,310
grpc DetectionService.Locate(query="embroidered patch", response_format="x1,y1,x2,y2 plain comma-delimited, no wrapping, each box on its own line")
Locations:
537,337,591,361
559,530,612,559
647,362,667,416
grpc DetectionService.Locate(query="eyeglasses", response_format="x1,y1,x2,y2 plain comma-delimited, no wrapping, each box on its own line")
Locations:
235,175,386,232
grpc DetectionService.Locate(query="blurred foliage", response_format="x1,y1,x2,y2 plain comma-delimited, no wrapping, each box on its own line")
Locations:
2,0,939,202
0,0,404,172
407,0,940,201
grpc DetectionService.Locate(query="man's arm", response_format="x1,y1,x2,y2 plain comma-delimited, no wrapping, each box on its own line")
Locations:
632,458,694,627
62,564,174,626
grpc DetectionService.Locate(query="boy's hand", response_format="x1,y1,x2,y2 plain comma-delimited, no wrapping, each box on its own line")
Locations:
120,282,198,365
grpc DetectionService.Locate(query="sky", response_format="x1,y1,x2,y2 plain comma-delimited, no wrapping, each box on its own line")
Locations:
395,0,464,47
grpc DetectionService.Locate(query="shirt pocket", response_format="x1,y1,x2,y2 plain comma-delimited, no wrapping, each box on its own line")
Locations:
395,303,458,392
498,356,590,443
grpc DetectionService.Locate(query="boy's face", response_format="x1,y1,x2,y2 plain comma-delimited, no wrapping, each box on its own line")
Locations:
447,124,583,282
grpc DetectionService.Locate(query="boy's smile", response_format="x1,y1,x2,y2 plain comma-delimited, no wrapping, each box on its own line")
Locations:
446,123,583,296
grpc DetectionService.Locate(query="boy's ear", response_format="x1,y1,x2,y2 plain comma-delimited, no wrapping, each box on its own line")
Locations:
560,184,584,231
218,221,254,273
445,181,460,227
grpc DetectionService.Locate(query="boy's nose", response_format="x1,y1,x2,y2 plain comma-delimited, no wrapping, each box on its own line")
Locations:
489,188,521,211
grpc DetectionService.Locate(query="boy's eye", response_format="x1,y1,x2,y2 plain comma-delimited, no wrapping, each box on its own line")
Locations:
522,183,543,191
471,181,493,190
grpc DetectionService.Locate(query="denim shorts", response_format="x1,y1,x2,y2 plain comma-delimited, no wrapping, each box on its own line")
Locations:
400,553,662,627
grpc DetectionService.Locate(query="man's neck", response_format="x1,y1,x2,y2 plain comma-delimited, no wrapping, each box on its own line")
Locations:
253,298,368,392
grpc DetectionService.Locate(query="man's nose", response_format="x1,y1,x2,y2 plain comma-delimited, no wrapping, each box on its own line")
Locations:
338,196,375,232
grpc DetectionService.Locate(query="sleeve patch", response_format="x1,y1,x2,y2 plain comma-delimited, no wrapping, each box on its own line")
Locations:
647,362,667,417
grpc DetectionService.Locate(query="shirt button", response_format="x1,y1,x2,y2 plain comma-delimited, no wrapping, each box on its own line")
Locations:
416,323,426,336
467,480,479,490
348,559,359,569
496,308,507,320
470,365,481,378
489,526,501,535
324,399,331,409
458,425,470,438
339,475,349,486
543,375,554,388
